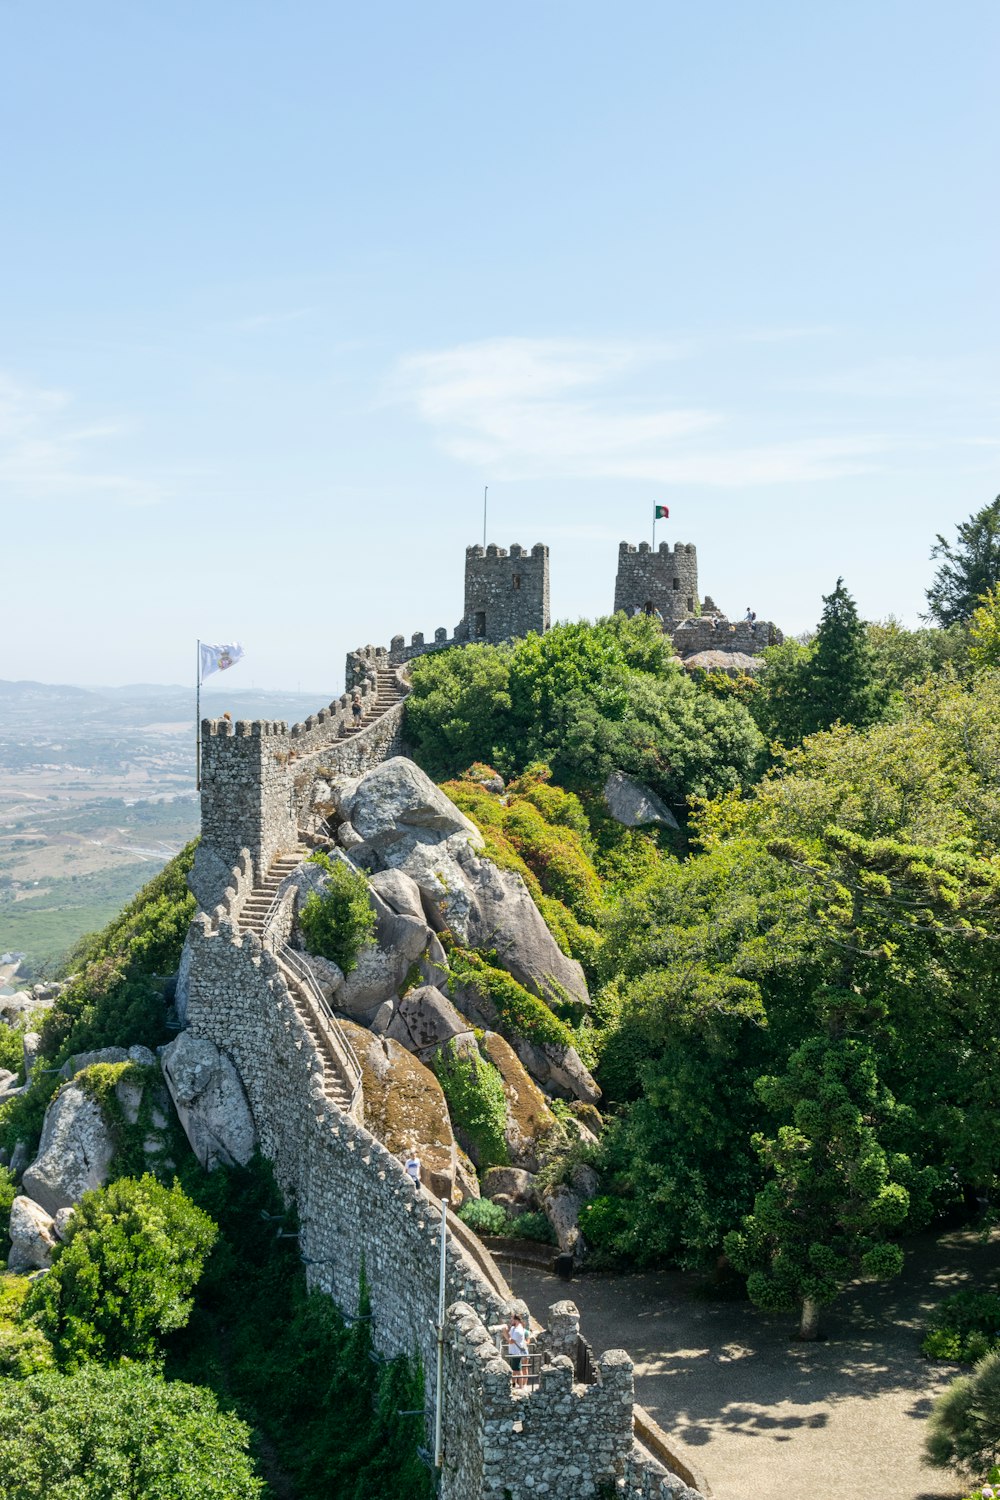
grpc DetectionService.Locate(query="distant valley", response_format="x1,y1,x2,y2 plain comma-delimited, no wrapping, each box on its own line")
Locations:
0,679,334,978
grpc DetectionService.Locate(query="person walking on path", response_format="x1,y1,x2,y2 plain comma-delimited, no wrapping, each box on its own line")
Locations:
351,693,363,729
404,1148,421,1188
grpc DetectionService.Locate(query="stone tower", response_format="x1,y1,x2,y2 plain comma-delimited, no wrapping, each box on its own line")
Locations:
463,543,550,643
613,541,698,622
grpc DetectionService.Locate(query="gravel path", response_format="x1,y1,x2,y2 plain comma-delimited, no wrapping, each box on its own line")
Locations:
508,1227,996,1500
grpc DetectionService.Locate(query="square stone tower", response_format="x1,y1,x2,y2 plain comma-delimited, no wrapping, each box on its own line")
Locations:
613,541,698,622
463,543,550,643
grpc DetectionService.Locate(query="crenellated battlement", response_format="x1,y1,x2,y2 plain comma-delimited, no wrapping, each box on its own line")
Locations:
614,538,699,622
672,614,782,658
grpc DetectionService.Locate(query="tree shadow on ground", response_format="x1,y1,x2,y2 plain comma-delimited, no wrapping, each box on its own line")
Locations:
510,1225,994,1499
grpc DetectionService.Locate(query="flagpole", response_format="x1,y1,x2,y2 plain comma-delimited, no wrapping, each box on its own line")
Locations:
195,640,201,793
483,485,488,549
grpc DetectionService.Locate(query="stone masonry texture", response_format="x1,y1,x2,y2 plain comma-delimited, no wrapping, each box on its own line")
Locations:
184,538,713,1497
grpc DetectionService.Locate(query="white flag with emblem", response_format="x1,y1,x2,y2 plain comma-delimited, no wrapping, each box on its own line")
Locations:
200,641,245,683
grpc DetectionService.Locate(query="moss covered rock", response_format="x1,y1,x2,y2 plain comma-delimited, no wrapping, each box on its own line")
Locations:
479,1032,558,1173
340,1021,470,1204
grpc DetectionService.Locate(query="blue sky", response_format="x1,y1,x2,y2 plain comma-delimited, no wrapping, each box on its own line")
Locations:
2,1,997,692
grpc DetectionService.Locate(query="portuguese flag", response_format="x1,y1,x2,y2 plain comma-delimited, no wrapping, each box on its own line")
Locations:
655,505,669,519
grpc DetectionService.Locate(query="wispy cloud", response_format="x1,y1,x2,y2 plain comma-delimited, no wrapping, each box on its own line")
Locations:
391,336,890,486
0,372,162,505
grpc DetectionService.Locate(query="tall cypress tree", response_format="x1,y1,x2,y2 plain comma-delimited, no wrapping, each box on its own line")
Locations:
801,577,878,737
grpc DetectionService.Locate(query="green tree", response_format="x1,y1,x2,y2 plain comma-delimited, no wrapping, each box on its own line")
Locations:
750,638,815,746
925,1350,1000,1480
927,495,1000,626
26,1175,217,1366
0,1361,262,1499
800,577,878,738
298,852,376,974
406,617,763,809
724,1030,910,1339
969,585,1000,671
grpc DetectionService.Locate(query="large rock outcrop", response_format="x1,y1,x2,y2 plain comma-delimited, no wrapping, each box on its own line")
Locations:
603,771,680,831
161,1032,256,1170
332,758,588,1010
342,1019,475,1205
6,1195,60,1272
480,1031,558,1172
21,1085,116,1217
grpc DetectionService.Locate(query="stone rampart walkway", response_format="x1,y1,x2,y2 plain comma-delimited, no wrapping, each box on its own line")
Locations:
511,1227,996,1500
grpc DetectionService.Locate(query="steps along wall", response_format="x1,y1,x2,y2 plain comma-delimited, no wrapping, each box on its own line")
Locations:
184,911,700,1500
192,668,408,912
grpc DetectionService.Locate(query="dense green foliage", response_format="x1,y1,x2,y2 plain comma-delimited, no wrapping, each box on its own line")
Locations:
299,851,377,974
927,494,1000,626
750,577,877,746
1,845,197,1163
169,1159,433,1500
26,1175,217,1367
433,1040,509,1170
406,614,763,808
925,1350,1000,1478
724,1034,909,1330
0,1361,262,1499
40,840,197,1061
0,1274,55,1379
405,600,1000,1338
922,1289,1000,1364
457,1198,556,1244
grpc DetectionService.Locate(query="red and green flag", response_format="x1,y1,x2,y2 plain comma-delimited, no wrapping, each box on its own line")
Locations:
655,505,669,520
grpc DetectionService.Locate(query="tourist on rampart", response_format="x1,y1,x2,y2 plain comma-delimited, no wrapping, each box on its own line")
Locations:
404,1149,421,1188
506,1314,530,1388
351,693,363,728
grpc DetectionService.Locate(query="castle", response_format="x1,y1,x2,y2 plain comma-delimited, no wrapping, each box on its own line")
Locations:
184,535,769,1499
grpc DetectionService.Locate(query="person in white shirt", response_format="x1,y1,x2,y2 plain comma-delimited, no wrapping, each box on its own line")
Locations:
404,1150,420,1188
507,1314,529,1387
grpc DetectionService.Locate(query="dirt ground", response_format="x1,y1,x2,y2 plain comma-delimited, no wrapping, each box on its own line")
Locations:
510,1227,995,1500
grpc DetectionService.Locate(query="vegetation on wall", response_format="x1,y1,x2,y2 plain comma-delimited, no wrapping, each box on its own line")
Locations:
433,1039,509,1171
299,851,377,974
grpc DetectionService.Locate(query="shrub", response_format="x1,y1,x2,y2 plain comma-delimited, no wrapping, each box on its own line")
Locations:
0,1164,15,1252
510,1210,557,1244
26,1174,217,1367
39,841,197,1061
433,1041,509,1171
0,1361,262,1499
457,1198,513,1236
0,1274,55,1377
0,1020,24,1079
298,852,376,975
449,947,575,1050
579,1195,630,1252
922,1290,1000,1364
926,1349,1000,1478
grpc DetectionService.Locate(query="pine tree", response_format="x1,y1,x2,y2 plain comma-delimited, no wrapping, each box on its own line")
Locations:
926,495,1000,626
800,577,877,737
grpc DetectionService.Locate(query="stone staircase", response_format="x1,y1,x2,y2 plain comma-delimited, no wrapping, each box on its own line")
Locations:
238,846,363,1122
239,848,308,938
343,665,407,733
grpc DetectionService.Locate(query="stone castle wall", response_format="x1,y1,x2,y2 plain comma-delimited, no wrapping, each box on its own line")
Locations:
191,668,408,911
463,542,550,644
614,541,699,623
671,615,782,657
344,541,552,689
184,912,694,1498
